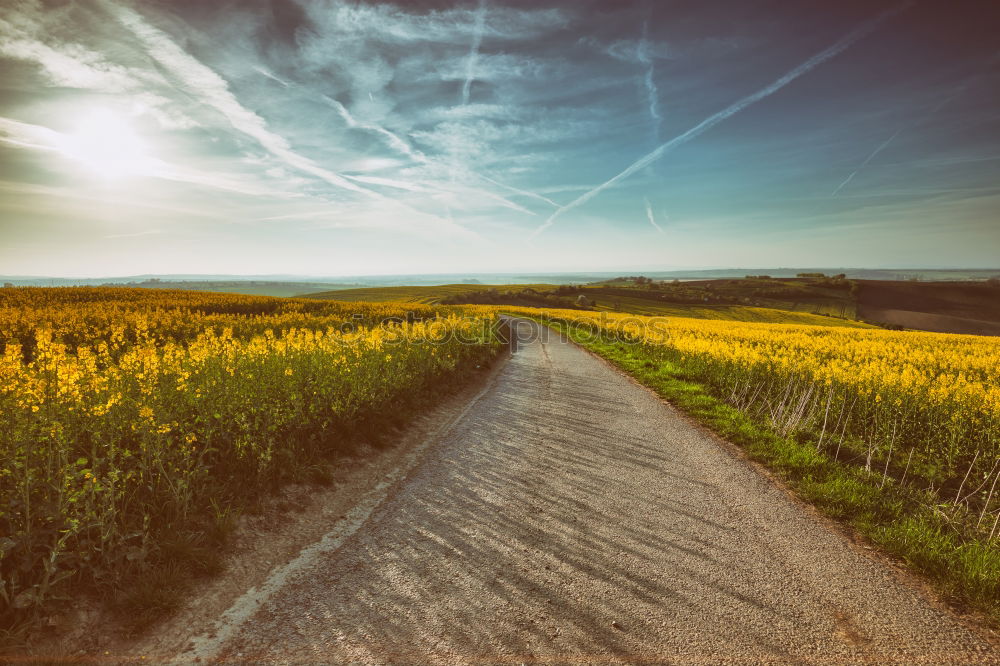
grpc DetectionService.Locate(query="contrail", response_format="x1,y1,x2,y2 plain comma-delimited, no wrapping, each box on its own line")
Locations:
831,51,999,196
252,67,547,216
637,21,662,140
461,0,487,105
831,127,902,196
530,3,909,238
467,186,537,216
253,66,427,165
644,197,664,234
878,154,1000,168
107,6,478,236
107,1,384,200
253,66,289,88
320,94,427,164
479,174,560,208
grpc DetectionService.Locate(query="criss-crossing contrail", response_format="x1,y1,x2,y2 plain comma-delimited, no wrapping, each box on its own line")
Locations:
480,174,560,208
320,94,427,165
530,3,910,238
461,0,487,105
644,197,665,234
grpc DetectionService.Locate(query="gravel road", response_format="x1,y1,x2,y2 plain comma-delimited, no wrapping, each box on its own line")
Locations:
210,318,997,665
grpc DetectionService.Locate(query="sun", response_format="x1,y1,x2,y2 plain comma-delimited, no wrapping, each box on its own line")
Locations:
56,108,156,180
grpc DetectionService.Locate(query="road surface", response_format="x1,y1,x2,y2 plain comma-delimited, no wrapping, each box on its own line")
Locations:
207,318,996,664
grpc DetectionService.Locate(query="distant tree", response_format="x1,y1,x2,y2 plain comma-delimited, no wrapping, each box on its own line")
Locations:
2,282,13,288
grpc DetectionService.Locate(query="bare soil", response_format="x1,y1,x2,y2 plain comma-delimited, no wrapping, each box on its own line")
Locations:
857,280,1000,334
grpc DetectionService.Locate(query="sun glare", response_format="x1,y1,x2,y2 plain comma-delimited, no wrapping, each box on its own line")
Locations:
56,108,156,180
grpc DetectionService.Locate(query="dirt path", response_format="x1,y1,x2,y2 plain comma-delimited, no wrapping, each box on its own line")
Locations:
188,319,995,664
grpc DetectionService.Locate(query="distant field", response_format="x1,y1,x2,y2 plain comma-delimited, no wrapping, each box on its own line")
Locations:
589,299,872,327
755,298,857,318
305,283,869,327
302,277,1000,335
303,284,558,303
45,281,359,298
584,278,858,319
163,281,353,297
857,280,1000,335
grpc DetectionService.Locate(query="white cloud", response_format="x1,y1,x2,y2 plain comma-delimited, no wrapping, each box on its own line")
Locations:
0,114,304,199
300,1,567,46
588,35,742,64
0,116,63,151
461,0,487,105
104,2,375,195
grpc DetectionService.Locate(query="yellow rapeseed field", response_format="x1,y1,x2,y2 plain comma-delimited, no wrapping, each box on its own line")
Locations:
0,288,503,627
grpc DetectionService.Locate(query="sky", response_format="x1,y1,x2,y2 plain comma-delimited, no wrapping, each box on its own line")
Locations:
0,0,998,277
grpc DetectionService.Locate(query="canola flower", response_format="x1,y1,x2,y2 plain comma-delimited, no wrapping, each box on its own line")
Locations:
0,287,442,363
0,288,503,624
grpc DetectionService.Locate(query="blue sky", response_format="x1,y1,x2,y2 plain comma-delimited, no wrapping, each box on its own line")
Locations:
0,0,997,276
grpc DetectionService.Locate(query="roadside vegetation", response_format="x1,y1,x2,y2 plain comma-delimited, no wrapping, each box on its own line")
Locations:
0,288,505,641
512,307,1000,623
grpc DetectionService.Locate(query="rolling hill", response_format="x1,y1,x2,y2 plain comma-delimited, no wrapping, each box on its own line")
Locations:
303,276,1000,334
